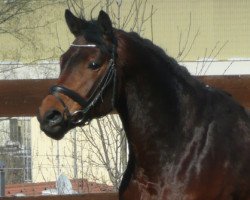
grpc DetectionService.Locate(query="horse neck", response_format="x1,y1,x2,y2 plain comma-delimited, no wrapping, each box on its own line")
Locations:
115,32,204,168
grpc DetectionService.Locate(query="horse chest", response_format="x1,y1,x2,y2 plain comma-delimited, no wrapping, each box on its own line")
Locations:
122,178,236,200
122,155,238,200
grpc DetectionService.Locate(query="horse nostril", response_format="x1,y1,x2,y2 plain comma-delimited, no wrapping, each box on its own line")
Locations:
44,110,63,127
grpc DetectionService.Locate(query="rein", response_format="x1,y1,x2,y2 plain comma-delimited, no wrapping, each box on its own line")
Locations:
49,44,117,126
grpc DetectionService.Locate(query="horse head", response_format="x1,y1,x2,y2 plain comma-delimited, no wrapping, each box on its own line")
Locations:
38,10,117,140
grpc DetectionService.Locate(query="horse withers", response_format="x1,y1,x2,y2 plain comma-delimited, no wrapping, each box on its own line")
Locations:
37,9,250,200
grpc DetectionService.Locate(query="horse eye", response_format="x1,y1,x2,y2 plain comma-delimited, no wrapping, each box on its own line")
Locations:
88,62,100,70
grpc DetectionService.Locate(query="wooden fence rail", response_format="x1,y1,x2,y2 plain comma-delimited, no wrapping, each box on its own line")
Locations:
0,193,118,200
0,75,250,117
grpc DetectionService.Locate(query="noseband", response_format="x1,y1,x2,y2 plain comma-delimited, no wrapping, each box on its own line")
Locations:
49,44,117,126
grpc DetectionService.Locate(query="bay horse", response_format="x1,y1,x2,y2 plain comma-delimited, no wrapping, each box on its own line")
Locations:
38,9,250,199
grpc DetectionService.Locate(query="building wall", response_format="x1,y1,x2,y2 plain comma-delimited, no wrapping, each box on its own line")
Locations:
0,118,32,184
31,116,123,184
1,0,250,62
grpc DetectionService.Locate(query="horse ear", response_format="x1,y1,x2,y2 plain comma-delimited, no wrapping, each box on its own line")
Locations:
97,10,113,37
65,9,86,36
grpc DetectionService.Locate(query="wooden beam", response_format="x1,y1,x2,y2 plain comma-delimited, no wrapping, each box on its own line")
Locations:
0,193,118,200
0,75,250,117
198,75,250,109
0,79,56,117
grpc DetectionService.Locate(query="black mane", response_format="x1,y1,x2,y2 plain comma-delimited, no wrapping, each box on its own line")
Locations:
120,30,205,93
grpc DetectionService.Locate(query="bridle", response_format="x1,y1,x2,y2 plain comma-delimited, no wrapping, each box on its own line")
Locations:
49,43,117,126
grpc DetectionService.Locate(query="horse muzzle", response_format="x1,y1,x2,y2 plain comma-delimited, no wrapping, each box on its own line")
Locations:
37,109,70,140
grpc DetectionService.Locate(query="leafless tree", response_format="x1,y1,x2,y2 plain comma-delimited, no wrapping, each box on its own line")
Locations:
174,13,232,75
0,0,65,42
66,0,156,34
77,116,125,189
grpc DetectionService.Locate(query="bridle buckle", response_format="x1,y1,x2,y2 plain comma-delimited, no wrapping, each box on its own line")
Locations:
70,110,86,125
